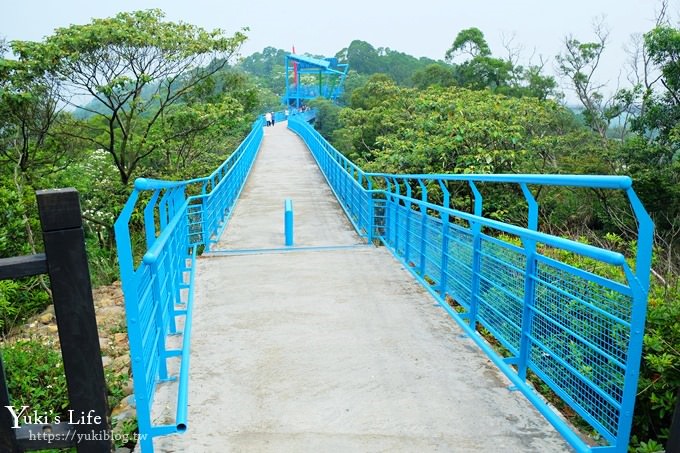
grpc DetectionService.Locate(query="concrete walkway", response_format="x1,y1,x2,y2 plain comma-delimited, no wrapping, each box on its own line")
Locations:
153,122,570,452
213,121,362,250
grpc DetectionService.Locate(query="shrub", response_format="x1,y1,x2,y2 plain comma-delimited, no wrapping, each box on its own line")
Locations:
1,338,69,416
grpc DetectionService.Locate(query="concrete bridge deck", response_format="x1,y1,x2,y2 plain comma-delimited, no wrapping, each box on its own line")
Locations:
153,122,570,452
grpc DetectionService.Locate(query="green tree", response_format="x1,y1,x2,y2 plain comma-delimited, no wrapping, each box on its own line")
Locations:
622,23,680,237
333,41,436,88
445,27,491,61
454,56,513,91
13,9,247,185
412,63,456,89
0,37,78,275
518,65,560,101
0,45,73,180
337,70,370,105
336,40,383,75
444,28,558,100
556,21,637,139
378,48,436,86
637,25,680,144
238,46,288,95
308,98,342,139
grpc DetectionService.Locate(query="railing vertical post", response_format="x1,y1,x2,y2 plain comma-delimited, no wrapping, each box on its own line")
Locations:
438,180,450,296
404,184,412,265
352,170,359,221
627,188,654,294
143,190,161,248
343,161,349,204
164,252,179,336
149,258,171,379
468,182,483,329
202,197,211,251
384,179,393,247
619,270,654,449
417,180,428,276
366,177,374,243
518,183,538,380
36,188,110,453
392,178,401,254
285,199,294,246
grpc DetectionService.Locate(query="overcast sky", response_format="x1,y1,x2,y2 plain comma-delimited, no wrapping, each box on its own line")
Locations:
0,0,674,102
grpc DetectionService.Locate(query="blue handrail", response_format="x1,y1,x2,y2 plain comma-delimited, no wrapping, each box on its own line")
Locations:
366,172,633,189
288,114,653,453
113,117,264,452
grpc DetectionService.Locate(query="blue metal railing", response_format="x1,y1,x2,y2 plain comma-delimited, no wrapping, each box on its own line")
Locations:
288,115,653,453
288,115,373,239
290,109,317,122
287,84,344,100
114,117,264,452
260,109,310,124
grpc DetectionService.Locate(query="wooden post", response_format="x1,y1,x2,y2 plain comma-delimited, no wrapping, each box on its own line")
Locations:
36,188,110,453
0,357,18,452
667,388,680,453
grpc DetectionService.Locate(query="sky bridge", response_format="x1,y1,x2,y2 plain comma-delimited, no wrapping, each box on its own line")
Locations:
114,112,653,453
283,53,349,108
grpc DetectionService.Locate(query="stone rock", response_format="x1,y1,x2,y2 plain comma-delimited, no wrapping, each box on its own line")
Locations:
101,356,113,368
121,394,136,409
46,325,58,334
38,312,54,324
112,355,131,372
111,400,134,418
114,448,131,453
113,333,128,345
95,306,125,326
97,296,116,308
99,337,109,350
123,380,134,396
111,406,136,443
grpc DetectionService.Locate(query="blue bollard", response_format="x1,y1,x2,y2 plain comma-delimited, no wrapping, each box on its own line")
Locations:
284,199,294,246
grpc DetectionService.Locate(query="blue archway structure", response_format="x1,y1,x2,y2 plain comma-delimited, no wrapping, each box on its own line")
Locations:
283,53,349,108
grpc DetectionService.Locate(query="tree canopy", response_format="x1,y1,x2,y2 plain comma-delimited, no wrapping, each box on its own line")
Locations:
445,27,491,60
13,9,248,185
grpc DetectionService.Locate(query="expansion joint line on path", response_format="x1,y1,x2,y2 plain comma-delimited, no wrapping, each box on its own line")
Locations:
203,244,372,257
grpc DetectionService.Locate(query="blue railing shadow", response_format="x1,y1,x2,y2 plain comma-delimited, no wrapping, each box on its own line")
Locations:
288,115,653,453
113,117,264,452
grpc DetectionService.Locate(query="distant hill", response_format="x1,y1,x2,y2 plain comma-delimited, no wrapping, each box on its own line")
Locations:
334,40,439,86
236,41,442,91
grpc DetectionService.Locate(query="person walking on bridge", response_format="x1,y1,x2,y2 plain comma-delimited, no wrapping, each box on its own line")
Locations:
271,112,276,127
265,111,272,127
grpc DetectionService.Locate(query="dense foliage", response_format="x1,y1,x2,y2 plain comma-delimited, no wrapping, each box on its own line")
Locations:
0,10,261,331
334,40,437,86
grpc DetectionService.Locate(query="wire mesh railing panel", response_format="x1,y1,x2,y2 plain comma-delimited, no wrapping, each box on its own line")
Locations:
476,236,526,353
528,257,633,440
288,115,652,453
114,117,265,451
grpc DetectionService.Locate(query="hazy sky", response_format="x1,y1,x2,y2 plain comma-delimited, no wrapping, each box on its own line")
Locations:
0,0,673,101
